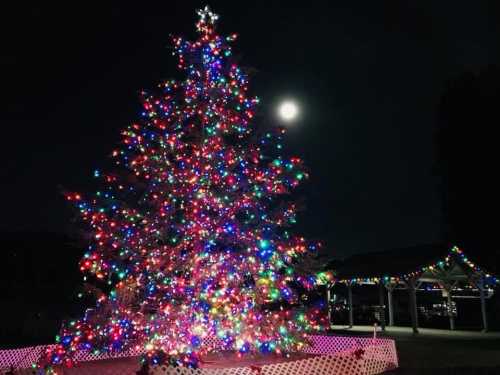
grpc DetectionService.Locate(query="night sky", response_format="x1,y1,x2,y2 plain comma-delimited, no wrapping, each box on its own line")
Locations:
2,1,499,257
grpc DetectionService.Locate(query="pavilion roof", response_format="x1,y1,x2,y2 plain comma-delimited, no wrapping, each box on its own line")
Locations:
331,244,498,287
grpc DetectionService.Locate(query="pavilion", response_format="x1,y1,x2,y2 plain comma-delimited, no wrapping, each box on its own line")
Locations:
324,245,499,333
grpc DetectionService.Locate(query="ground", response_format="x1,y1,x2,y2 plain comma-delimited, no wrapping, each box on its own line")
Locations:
200,351,316,368
10,326,499,374
331,325,500,374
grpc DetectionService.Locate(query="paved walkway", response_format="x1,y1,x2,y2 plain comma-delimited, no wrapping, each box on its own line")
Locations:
331,324,500,339
331,325,500,374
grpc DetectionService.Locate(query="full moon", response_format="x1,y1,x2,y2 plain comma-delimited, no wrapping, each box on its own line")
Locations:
278,101,299,122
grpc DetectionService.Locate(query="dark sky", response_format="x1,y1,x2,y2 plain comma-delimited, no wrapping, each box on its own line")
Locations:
1,1,499,257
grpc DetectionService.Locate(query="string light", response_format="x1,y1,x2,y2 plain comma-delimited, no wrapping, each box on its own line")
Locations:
40,6,325,370
337,246,499,287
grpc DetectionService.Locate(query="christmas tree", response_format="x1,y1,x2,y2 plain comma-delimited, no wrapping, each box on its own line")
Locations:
42,6,325,369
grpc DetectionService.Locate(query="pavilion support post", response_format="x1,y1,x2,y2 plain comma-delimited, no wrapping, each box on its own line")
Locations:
378,282,386,331
347,283,354,328
326,285,332,327
447,293,455,330
407,278,419,334
479,278,489,332
386,284,395,326
441,282,456,331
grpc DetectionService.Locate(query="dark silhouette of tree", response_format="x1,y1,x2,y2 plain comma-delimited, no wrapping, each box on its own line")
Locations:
0,232,82,347
436,65,500,269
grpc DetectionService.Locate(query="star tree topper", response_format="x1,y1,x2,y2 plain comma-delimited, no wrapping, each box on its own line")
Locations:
196,5,219,35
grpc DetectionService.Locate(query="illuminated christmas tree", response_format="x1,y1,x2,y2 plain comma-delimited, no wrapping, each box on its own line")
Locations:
42,6,326,369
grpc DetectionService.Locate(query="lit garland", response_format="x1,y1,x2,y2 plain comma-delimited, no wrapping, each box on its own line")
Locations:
338,246,499,287
39,6,325,370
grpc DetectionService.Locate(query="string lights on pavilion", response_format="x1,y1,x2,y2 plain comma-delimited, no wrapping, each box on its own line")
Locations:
39,6,328,370
339,246,499,287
